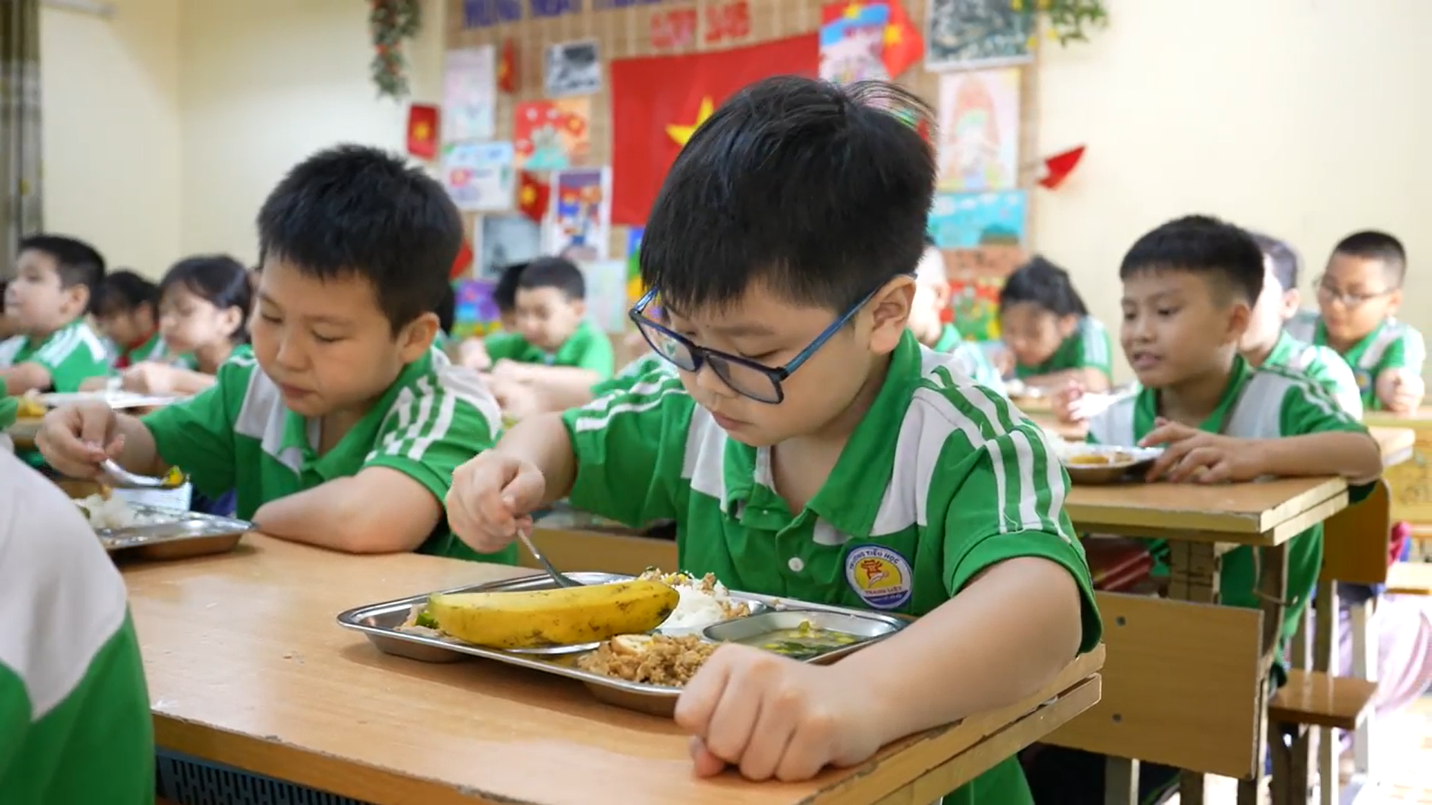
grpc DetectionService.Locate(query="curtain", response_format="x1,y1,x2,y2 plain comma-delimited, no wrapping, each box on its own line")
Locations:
0,0,42,280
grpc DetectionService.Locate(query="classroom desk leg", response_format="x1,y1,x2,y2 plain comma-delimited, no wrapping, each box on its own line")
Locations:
1105,757,1138,805
1313,581,1339,805
1240,544,1292,805
1168,541,1222,804
1350,598,1379,782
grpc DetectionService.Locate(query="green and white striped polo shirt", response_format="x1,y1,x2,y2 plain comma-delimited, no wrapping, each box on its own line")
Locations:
1264,329,1362,417
561,330,1102,805
143,347,512,562
0,320,110,392
1014,314,1114,383
0,451,154,804
1286,310,1426,410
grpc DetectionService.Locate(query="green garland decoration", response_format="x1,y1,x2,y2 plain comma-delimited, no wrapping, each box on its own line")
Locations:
370,0,422,99
1014,0,1109,46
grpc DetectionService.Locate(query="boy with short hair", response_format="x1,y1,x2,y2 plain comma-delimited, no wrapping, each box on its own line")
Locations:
1089,216,1381,650
485,257,615,382
36,145,508,562
1,235,110,394
1286,230,1425,412
0,450,154,804
457,260,526,371
447,77,1099,799
910,237,1005,391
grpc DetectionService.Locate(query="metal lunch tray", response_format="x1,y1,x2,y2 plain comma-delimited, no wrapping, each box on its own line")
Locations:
96,505,253,561
336,571,907,717
1060,444,1164,485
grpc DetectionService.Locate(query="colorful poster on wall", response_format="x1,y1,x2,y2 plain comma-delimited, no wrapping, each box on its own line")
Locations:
625,227,645,306
514,98,592,170
928,189,1026,251
441,141,515,211
936,68,1020,193
479,215,543,278
452,279,502,339
544,39,602,97
443,45,497,141
581,260,630,334
818,2,889,85
926,0,1032,70
928,189,1028,340
544,168,611,262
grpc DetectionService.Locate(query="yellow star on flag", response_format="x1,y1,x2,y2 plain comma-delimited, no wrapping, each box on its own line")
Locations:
885,24,902,46
521,185,536,205
666,96,715,147
843,1,862,18
413,122,431,140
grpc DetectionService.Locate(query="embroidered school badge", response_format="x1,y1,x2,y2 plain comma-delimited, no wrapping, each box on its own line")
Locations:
844,544,914,610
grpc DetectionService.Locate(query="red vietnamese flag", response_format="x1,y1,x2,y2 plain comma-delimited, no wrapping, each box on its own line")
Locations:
498,38,517,93
516,171,550,223
609,34,818,226
880,0,923,77
450,238,474,280
406,103,439,160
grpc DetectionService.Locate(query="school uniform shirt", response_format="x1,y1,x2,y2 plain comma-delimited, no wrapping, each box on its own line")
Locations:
1087,356,1373,656
560,330,1102,805
0,320,110,392
110,331,170,371
589,352,675,398
141,347,512,563
1286,311,1427,411
485,319,616,379
0,451,154,804
0,397,14,430
1014,315,1114,383
932,322,1006,393
1263,329,1363,417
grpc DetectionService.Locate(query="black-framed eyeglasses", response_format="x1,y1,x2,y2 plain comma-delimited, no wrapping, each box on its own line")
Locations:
1314,274,1396,308
628,284,887,404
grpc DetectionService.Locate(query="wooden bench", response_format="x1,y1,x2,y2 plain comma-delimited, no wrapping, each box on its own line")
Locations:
1267,671,1379,804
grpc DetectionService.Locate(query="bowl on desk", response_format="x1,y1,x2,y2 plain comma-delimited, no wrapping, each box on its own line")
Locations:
1056,444,1163,485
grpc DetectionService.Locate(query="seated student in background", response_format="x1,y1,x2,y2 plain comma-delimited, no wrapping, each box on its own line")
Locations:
458,260,526,371
94,270,167,370
998,256,1112,393
910,236,1005,390
118,255,252,398
37,145,509,562
0,281,17,341
484,256,615,381
434,280,456,354
1286,230,1425,412
1,235,110,395
1030,217,1383,804
447,77,1099,799
0,450,154,804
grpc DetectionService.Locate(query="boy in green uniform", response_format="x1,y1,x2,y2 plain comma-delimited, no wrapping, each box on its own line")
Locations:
36,145,510,562
0,450,154,804
484,257,615,380
910,238,1005,391
1,235,110,395
1285,230,1425,412
1089,216,1381,651
447,78,1100,799
998,257,1113,392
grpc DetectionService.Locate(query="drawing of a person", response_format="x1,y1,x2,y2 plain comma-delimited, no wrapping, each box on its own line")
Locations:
947,75,1004,190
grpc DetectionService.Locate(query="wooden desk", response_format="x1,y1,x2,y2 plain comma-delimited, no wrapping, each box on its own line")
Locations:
1364,408,1432,544
125,536,1104,805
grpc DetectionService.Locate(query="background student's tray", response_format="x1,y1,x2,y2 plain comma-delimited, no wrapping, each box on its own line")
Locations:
97,505,253,561
337,571,906,717
38,390,182,410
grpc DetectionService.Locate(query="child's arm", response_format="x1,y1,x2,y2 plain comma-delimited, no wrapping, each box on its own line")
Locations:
121,363,217,397
36,405,167,479
251,468,442,553
1374,325,1427,412
1143,417,1382,486
2,363,52,396
1023,366,1110,393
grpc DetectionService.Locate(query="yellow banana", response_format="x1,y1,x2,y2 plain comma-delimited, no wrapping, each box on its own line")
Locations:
427,580,680,649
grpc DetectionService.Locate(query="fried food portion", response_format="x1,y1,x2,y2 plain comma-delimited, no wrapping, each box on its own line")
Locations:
576,633,718,687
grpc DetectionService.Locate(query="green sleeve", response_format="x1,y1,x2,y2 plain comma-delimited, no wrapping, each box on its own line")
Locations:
571,329,615,378
29,335,109,393
589,354,668,398
484,332,527,361
940,417,1102,654
1074,317,1114,381
1379,325,1426,375
141,364,243,498
0,665,27,780
1277,380,1376,503
560,372,691,527
1307,346,1363,418
0,398,15,430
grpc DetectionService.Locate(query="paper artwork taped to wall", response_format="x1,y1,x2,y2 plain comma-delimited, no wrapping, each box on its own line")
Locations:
514,98,592,170
544,39,602,97
818,2,890,85
442,142,515,212
926,0,1033,70
936,68,1020,193
444,45,497,141
478,215,543,278
544,168,612,262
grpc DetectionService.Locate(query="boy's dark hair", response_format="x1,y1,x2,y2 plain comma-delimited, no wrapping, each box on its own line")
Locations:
517,256,585,301
1248,232,1300,292
17,234,107,312
1120,215,1264,305
493,261,528,313
1000,256,1089,317
96,270,159,317
435,282,456,335
922,231,937,248
1333,230,1407,284
256,144,462,333
640,77,936,314
160,255,253,344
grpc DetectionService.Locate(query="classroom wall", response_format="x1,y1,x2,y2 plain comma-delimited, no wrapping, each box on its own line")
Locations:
40,0,183,277
176,0,449,263
1036,0,1432,381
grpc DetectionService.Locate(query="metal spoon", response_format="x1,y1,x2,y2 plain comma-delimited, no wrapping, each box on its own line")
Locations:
100,459,187,490
514,527,583,588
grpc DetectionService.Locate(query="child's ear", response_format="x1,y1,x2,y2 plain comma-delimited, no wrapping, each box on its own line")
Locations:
1279,289,1301,321
63,284,90,318
571,298,587,318
1225,301,1252,344
869,276,914,355
399,312,440,362
931,282,952,312
1058,313,1081,337
218,305,245,338
1388,287,1404,313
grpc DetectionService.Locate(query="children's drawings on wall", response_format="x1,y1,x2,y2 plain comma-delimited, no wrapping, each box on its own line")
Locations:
936,68,1020,193
545,168,612,262
926,0,1032,70
514,98,592,170
818,2,889,85
580,260,630,334
452,279,502,339
544,39,602,97
443,46,497,141
479,215,543,278
442,142,515,211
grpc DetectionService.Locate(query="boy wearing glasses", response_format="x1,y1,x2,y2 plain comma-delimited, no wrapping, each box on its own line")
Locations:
446,77,1100,801
1286,231,1425,412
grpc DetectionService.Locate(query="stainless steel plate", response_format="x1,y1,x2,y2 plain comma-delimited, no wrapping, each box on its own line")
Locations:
96,505,252,560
